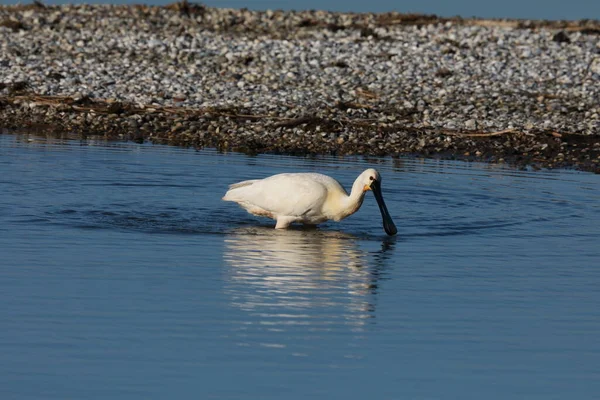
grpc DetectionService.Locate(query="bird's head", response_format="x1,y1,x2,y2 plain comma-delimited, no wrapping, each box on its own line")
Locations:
360,168,381,192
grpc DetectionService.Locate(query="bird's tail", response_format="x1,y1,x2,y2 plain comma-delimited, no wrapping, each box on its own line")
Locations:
228,180,258,190
222,180,259,201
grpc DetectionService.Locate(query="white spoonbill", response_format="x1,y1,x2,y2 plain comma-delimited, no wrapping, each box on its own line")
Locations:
222,168,397,235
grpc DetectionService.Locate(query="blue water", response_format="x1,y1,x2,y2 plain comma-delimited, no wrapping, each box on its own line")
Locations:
1,133,600,399
0,0,598,20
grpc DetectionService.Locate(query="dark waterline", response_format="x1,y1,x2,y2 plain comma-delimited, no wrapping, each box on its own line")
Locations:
1,134,600,399
1,0,599,20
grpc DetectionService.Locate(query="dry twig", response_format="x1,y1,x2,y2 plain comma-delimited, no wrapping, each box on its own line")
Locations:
444,128,517,137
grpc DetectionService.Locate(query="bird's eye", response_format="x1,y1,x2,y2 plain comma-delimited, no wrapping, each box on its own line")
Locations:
369,176,374,181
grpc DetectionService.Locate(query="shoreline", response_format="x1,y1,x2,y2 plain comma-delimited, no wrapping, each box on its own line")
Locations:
2,94,600,173
1,3,599,173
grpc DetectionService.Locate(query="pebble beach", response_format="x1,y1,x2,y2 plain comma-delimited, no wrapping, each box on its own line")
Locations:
1,2,599,171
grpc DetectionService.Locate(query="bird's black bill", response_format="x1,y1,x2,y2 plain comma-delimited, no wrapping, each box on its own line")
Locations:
371,180,398,236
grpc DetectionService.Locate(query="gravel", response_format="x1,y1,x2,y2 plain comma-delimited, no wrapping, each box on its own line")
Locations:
0,2,599,172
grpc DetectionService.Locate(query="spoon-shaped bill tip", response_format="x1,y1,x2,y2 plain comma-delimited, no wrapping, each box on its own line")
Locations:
371,180,397,236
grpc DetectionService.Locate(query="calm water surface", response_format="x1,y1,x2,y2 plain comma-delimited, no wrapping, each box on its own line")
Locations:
1,0,597,20
1,133,599,399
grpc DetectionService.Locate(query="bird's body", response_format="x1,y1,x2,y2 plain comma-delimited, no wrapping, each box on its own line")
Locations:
222,168,397,235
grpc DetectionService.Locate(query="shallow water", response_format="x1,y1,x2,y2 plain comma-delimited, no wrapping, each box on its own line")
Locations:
7,0,599,20
1,133,599,399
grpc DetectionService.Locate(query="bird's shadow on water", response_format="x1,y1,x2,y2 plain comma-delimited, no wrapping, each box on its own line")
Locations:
222,225,399,318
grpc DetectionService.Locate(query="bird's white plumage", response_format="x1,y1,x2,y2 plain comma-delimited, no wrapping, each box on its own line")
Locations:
222,168,397,234
224,173,337,223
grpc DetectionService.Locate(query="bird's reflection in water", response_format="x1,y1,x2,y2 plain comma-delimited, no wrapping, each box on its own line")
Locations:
223,227,395,355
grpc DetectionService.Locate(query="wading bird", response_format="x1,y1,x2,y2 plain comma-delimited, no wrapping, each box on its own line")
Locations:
222,168,397,235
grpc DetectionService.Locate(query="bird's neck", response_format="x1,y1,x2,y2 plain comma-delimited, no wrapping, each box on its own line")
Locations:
338,179,367,219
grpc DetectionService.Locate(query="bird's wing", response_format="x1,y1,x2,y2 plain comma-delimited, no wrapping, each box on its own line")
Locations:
231,173,329,217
